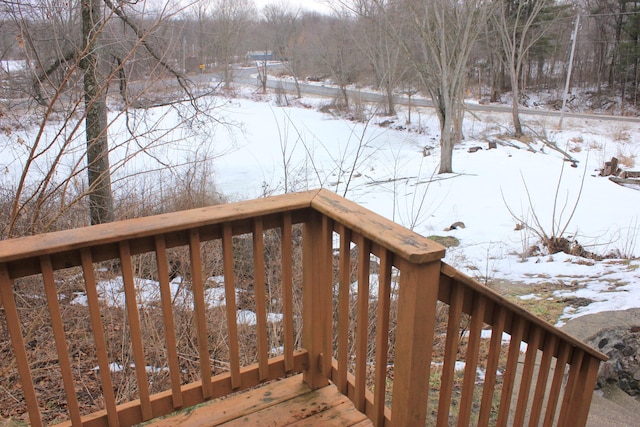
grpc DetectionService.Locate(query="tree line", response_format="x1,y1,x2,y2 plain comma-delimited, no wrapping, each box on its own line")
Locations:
0,0,638,233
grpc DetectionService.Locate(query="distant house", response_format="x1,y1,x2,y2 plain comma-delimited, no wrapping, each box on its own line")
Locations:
246,51,274,61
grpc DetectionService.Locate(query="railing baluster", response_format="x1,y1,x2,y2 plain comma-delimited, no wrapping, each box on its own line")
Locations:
80,249,120,426
253,218,269,381
40,256,82,425
543,342,571,425
514,327,544,425
458,295,487,426
437,282,464,426
0,264,43,427
321,215,333,380
373,249,392,427
189,229,213,398
222,224,242,389
528,334,558,427
119,241,153,421
281,213,294,373
558,347,585,425
337,224,351,395
496,316,525,426
478,307,507,426
569,355,600,426
354,234,371,412
154,235,183,408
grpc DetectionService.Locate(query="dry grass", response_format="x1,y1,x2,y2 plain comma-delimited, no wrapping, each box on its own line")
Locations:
611,127,631,142
617,151,636,168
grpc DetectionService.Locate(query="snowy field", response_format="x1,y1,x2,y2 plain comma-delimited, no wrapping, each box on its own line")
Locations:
2,85,639,326
206,90,640,326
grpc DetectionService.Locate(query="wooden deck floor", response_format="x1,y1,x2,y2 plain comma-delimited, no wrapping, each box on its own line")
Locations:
145,374,373,427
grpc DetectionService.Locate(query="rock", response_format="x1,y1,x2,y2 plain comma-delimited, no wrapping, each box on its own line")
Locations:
586,327,640,395
561,309,640,399
443,221,465,231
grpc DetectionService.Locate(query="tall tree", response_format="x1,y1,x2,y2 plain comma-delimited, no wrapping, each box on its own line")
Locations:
261,3,304,97
491,0,562,136
349,0,407,115
81,0,114,224
313,14,362,109
3,0,218,235
211,0,255,87
375,0,490,173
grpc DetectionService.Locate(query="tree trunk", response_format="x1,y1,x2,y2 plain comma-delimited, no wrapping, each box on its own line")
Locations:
385,82,395,115
510,69,523,137
82,0,114,225
438,114,454,174
434,88,456,174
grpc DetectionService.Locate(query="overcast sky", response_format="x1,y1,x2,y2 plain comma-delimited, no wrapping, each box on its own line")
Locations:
252,0,334,14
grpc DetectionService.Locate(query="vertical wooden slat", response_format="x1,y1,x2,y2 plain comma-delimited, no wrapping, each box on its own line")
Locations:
543,342,571,426
558,348,585,425
119,241,153,421
437,282,464,426
40,256,82,425
496,316,525,426
528,334,558,427
354,234,371,412
373,249,392,427
321,215,333,380
478,307,507,426
80,249,120,427
222,224,242,389
337,225,351,395
571,355,600,426
458,295,487,426
0,264,43,427
154,235,183,408
390,258,442,426
301,211,329,389
252,218,269,381
280,213,294,373
189,229,213,398
513,327,543,425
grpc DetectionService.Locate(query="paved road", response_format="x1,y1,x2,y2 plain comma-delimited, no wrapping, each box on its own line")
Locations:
192,65,640,124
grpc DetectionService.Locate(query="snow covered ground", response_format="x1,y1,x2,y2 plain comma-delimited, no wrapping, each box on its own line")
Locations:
2,84,639,326
205,90,640,326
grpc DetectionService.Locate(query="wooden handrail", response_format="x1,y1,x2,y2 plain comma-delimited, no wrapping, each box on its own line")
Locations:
0,189,606,426
311,189,445,263
439,262,606,362
0,190,318,279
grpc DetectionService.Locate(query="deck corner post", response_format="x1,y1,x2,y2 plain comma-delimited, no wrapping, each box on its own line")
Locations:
302,211,331,389
390,257,443,427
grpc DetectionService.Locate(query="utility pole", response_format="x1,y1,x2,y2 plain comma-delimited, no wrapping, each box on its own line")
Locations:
558,14,580,129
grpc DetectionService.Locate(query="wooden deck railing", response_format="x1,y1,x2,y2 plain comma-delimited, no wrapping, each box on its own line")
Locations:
0,189,605,426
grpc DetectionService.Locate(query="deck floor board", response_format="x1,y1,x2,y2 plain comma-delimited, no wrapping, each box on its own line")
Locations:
144,374,372,427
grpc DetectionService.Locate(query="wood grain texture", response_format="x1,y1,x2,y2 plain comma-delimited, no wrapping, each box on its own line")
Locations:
311,189,445,264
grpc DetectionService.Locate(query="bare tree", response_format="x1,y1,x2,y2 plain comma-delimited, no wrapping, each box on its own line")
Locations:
375,0,491,173
2,0,225,236
82,0,114,224
491,0,560,136
211,0,255,87
261,3,304,97
349,0,408,115
313,14,362,109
